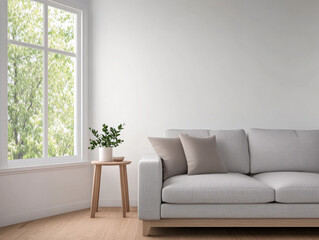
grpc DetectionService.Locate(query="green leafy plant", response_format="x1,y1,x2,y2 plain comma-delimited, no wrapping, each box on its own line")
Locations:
88,123,125,150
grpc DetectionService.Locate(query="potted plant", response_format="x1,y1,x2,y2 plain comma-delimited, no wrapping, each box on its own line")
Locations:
88,123,125,161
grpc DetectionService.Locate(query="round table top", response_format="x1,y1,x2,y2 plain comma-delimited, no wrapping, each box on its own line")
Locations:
91,160,131,166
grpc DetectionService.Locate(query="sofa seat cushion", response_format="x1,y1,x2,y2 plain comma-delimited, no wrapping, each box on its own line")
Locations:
253,172,319,203
161,203,319,218
162,173,274,204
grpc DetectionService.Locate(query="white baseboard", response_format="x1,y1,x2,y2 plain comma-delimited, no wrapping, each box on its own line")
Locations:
0,199,138,228
99,199,137,207
0,200,90,228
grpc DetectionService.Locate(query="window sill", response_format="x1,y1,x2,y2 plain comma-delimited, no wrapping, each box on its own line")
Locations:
0,161,91,176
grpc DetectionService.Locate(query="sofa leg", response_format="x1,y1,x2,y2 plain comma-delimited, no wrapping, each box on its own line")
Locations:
143,221,152,236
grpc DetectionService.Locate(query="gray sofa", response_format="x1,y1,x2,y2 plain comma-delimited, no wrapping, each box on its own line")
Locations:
138,129,319,236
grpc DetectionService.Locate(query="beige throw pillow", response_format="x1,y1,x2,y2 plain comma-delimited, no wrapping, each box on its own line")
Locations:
148,137,187,179
179,135,227,175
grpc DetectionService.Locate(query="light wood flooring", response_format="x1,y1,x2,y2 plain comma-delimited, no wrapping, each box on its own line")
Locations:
1,207,319,240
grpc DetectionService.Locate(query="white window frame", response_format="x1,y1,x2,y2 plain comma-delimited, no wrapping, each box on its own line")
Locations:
0,0,88,169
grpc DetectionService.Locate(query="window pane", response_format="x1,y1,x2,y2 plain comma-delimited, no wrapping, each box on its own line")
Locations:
8,0,43,46
48,53,75,157
48,7,76,53
8,44,43,160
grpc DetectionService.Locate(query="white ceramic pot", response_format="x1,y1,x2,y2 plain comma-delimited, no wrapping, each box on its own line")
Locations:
99,147,113,162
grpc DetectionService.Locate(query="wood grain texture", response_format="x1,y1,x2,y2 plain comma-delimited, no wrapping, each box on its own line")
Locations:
119,165,127,217
90,165,100,217
145,218,319,227
143,218,319,236
90,161,131,218
2,208,319,239
91,161,131,166
124,165,130,212
95,165,102,212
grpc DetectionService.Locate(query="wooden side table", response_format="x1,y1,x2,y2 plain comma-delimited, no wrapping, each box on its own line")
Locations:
90,160,131,218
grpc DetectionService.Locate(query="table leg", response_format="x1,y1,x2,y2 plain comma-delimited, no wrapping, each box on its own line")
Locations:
90,165,101,218
123,165,130,212
95,165,102,212
119,165,126,217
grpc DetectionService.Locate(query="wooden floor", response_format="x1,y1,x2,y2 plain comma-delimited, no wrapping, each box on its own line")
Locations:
1,208,319,240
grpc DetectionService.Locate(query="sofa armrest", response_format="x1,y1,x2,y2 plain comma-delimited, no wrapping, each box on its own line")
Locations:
138,154,162,220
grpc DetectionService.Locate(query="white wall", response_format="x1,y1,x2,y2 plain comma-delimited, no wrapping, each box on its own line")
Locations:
0,165,91,227
91,0,319,206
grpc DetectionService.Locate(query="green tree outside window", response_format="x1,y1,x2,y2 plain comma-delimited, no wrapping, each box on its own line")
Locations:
7,0,77,160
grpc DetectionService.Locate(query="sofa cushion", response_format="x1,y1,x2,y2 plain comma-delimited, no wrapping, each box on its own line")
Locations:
161,203,319,218
248,129,319,174
162,173,274,204
179,135,227,175
165,129,249,173
148,137,187,179
253,172,319,203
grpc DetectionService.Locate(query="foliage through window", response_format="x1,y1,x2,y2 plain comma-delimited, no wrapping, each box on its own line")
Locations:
7,0,80,160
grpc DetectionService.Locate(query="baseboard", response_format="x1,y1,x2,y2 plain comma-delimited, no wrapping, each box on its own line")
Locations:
99,199,137,207
0,199,138,228
0,200,90,228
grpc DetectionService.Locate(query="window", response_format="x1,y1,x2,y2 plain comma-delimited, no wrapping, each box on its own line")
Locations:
0,0,85,168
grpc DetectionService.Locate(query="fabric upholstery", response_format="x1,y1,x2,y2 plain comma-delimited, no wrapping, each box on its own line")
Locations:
165,129,249,173
253,172,319,203
248,129,319,173
162,173,274,204
161,203,319,218
148,137,187,179
138,154,162,220
165,129,210,138
179,135,227,175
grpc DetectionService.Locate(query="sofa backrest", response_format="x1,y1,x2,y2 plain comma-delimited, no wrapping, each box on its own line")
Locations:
248,128,319,174
164,129,249,174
